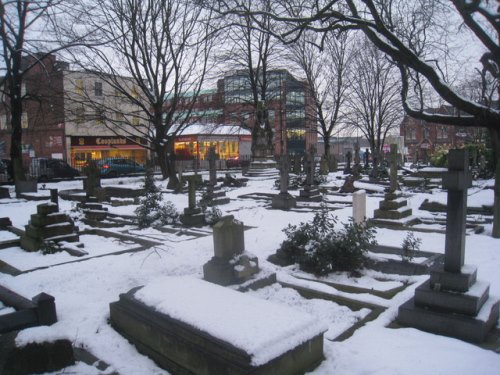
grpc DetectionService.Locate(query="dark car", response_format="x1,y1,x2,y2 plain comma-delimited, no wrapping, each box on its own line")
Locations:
29,158,80,182
0,159,13,180
96,158,145,177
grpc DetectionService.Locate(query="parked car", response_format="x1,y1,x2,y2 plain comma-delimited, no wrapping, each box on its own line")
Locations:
29,158,80,182
96,158,145,177
0,159,13,180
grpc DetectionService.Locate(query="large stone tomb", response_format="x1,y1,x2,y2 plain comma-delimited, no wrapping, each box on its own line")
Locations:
397,150,499,342
110,276,326,375
20,202,79,252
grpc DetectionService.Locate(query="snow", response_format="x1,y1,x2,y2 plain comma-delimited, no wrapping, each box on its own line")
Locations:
0,171,498,374
135,276,327,366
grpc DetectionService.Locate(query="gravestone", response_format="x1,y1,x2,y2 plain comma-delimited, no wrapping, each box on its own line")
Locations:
20,202,80,252
319,155,329,175
352,143,362,179
203,216,259,286
389,144,399,192
299,149,322,202
82,160,101,198
0,187,10,199
363,148,370,169
343,151,352,174
272,156,297,210
202,146,230,206
398,149,499,342
352,190,366,224
372,146,416,227
339,175,356,193
180,175,205,226
109,276,325,375
15,180,37,198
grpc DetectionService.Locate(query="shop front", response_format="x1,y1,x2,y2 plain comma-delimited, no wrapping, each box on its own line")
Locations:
70,136,148,168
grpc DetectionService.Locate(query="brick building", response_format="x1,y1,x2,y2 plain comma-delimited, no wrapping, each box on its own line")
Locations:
169,69,317,160
399,106,486,162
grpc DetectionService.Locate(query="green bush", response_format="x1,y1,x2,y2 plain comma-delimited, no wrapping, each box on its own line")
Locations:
135,167,179,228
401,232,422,262
278,207,376,276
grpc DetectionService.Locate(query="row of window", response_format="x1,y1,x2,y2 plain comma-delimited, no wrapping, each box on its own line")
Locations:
74,79,139,100
405,126,450,141
74,108,142,126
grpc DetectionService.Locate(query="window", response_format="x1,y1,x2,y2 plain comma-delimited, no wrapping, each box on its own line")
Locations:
405,128,417,141
94,81,103,97
132,116,140,126
115,111,124,122
437,126,448,140
95,109,105,125
75,79,84,94
131,85,139,99
76,107,85,124
21,113,28,129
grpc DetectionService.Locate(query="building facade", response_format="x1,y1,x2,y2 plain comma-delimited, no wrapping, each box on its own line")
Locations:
169,69,317,159
0,54,150,168
399,106,486,162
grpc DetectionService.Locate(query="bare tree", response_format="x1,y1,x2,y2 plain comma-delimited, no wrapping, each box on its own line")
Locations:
0,0,89,182
212,0,500,235
218,0,285,158
288,30,354,167
71,0,216,187
345,36,402,168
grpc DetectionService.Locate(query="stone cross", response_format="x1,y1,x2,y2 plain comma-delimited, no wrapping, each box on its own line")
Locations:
279,155,290,194
306,149,316,186
185,175,198,210
389,144,398,192
346,151,352,169
208,146,217,186
442,149,471,273
354,143,360,166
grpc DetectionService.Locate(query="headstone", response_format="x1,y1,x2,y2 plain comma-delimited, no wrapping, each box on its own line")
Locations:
299,149,322,202
15,180,37,198
272,156,297,210
180,175,205,226
363,148,370,169
83,160,101,198
203,216,259,286
352,143,362,179
50,189,58,207
398,149,500,343
202,147,230,206
20,202,80,252
343,151,352,174
0,186,10,199
319,155,329,175
389,144,399,192
352,190,366,224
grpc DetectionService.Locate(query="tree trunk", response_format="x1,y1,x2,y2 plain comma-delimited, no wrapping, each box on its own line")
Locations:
9,81,27,183
490,127,500,238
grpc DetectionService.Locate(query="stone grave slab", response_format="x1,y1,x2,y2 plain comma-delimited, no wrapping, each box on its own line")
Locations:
110,276,326,375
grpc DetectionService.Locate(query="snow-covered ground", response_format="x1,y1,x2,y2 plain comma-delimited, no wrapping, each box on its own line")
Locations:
0,171,498,374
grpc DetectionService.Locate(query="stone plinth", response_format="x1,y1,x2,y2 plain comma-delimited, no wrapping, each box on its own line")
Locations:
109,277,326,375
180,207,205,226
271,192,297,210
397,149,499,343
371,190,417,227
352,190,366,224
298,186,322,202
20,202,80,252
203,216,261,286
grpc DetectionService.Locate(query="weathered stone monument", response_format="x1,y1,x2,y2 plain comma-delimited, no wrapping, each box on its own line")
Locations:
272,156,297,210
82,160,101,198
203,216,262,286
352,143,362,179
179,175,205,226
109,275,325,375
20,202,80,252
299,149,322,202
398,149,499,342
202,146,230,206
371,144,417,228
343,151,352,174
352,190,366,224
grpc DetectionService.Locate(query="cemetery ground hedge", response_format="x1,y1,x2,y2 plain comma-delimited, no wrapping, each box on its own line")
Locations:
278,207,377,276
